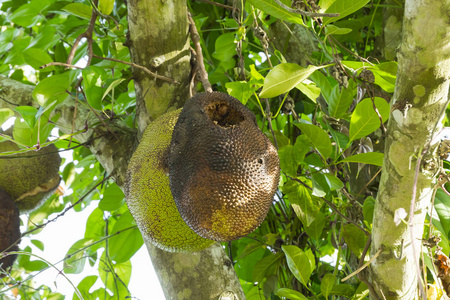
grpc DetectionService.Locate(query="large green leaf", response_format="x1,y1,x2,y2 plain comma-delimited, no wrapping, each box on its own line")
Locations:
64,238,96,274
252,253,283,282
33,73,70,107
23,48,53,70
282,245,315,287
108,211,143,264
349,97,390,142
322,0,370,25
73,276,98,300
247,0,304,25
82,66,107,110
339,152,384,166
62,3,93,20
99,183,126,211
283,181,320,226
99,0,114,15
8,0,51,27
260,63,329,98
328,82,354,118
304,211,325,241
295,123,332,159
14,106,38,129
435,189,450,237
276,288,308,300
342,224,367,257
321,274,336,298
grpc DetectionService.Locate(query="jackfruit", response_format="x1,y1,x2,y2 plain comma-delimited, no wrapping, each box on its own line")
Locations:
0,140,61,212
169,92,280,242
125,109,214,252
0,188,20,276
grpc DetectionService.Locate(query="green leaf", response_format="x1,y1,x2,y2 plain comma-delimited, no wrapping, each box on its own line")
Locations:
435,189,450,237
363,196,375,227
0,108,14,127
99,254,132,293
296,81,321,102
73,276,98,300
225,81,255,105
99,0,114,15
282,245,315,287
260,63,329,98
99,183,125,211
252,252,283,282
325,24,352,36
82,66,107,110
321,273,336,298
14,106,38,129
23,260,48,272
278,145,298,177
287,182,321,226
328,83,354,118
31,239,45,251
304,211,325,241
102,78,125,101
62,3,93,20
342,224,367,257
247,0,304,25
33,73,70,107
311,172,328,197
331,284,356,297
8,0,51,27
341,61,397,93
323,0,371,26
22,48,53,70
108,211,143,263
349,97,389,142
276,288,308,300
324,173,344,190
295,123,332,159
339,152,384,166
64,238,96,274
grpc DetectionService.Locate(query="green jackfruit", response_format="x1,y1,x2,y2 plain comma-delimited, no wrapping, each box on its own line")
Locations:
0,141,61,212
169,92,280,242
125,109,214,252
0,188,20,276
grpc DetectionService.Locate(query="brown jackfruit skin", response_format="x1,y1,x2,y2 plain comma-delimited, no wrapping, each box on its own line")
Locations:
0,188,20,276
169,92,280,242
0,141,61,212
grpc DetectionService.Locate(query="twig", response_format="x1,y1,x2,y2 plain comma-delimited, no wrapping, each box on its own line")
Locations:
40,62,83,69
272,0,339,17
92,55,178,84
188,11,213,93
21,175,112,236
264,98,278,150
196,0,233,10
342,246,383,282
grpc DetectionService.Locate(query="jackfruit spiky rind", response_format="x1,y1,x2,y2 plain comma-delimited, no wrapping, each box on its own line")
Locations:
169,92,280,242
0,188,20,276
0,141,61,212
125,109,214,252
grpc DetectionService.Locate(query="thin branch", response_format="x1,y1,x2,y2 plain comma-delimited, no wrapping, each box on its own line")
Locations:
188,11,213,93
92,55,178,84
21,175,112,237
272,0,340,17
40,62,83,69
196,0,233,10
342,246,383,282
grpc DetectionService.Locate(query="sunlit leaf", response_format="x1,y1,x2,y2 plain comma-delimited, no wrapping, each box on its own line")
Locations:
64,238,96,274
322,0,370,25
99,0,115,15
252,253,283,282
339,152,384,166
33,73,70,107
108,211,143,263
282,245,315,287
247,0,304,25
62,3,93,20
363,196,375,227
0,108,14,127
295,123,332,159
260,63,329,98
276,288,308,300
99,183,126,211
325,24,352,36
14,106,37,129
349,97,389,142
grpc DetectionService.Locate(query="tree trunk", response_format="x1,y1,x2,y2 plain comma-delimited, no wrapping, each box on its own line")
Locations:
126,0,245,299
370,0,450,299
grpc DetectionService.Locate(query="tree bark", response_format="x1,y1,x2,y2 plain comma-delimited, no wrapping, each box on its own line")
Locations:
370,0,450,299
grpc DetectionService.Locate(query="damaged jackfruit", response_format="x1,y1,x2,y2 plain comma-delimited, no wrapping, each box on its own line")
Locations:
125,109,214,252
169,92,280,242
0,188,20,276
0,140,61,212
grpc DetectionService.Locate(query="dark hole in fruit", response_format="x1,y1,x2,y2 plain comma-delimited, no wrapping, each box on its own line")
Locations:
206,101,244,128
258,158,263,164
